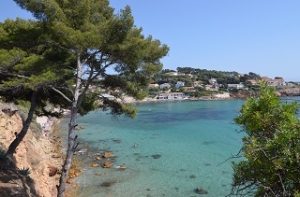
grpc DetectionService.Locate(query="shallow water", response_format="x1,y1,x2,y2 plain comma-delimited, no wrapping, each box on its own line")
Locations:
60,100,246,197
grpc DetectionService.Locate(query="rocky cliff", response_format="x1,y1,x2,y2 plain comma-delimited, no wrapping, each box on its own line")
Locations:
0,103,63,197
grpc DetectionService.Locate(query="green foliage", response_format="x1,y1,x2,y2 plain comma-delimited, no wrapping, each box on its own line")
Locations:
15,102,43,138
78,92,99,116
148,87,160,97
231,82,300,196
0,17,76,99
29,120,42,139
0,149,6,162
99,98,138,118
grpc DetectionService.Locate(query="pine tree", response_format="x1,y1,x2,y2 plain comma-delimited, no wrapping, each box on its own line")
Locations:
9,1,169,196
0,18,75,159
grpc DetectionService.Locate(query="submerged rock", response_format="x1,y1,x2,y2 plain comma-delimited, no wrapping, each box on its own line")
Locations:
151,154,161,159
116,165,127,170
195,187,208,194
95,156,101,160
100,181,116,188
102,161,113,168
75,125,85,130
103,152,116,158
90,163,99,167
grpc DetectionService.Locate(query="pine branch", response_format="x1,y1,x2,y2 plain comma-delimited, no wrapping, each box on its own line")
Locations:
0,70,29,79
49,86,72,103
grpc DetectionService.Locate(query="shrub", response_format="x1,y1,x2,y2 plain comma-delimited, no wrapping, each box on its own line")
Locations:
18,167,30,176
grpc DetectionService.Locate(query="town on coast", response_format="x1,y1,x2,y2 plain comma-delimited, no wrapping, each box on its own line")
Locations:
97,69,300,104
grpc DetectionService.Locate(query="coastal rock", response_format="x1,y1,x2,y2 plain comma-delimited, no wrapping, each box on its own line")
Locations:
66,179,73,184
68,166,82,178
102,161,113,168
48,166,58,177
151,154,161,159
51,154,61,158
95,156,101,160
75,125,85,130
195,187,208,194
103,152,115,158
90,162,99,167
116,165,127,170
1,108,18,116
73,169,82,177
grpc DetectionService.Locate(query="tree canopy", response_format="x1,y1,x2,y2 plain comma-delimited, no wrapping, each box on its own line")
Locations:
231,82,300,196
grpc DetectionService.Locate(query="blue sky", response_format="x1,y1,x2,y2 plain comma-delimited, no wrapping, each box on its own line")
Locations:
1,1,300,81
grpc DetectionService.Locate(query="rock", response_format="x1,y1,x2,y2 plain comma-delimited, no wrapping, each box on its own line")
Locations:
69,174,75,179
151,154,161,159
74,169,82,177
2,108,18,116
195,187,208,194
118,165,127,170
75,125,85,130
103,152,115,158
66,179,73,184
95,156,101,160
51,154,60,158
102,161,113,168
48,166,58,177
90,162,99,167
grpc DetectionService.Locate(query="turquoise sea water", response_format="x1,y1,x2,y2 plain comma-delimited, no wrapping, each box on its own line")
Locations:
60,99,247,197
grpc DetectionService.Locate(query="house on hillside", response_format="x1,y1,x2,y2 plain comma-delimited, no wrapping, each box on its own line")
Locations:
247,80,258,86
267,78,285,87
227,84,244,89
148,83,159,88
261,76,272,81
205,84,219,91
156,92,185,100
286,82,296,87
193,80,203,87
164,72,178,76
182,86,196,92
175,81,185,89
100,93,115,100
186,74,194,78
209,78,218,85
159,83,171,90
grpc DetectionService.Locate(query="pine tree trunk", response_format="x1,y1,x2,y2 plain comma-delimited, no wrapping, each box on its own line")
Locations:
57,55,82,197
56,105,77,197
5,91,38,158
